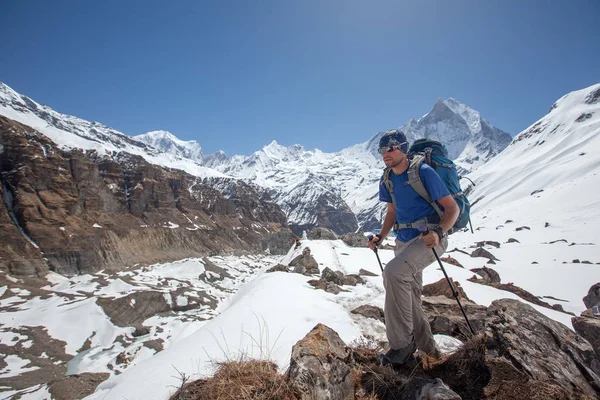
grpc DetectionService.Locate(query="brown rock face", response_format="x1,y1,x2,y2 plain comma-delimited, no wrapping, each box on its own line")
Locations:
572,316,600,358
583,283,600,309
288,323,354,400
485,299,600,398
470,266,501,283
422,296,487,338
48,373,110,400
423,278,470,301
0,116,287,276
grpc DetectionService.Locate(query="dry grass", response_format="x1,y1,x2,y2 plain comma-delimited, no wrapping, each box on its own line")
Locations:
170,359,299,400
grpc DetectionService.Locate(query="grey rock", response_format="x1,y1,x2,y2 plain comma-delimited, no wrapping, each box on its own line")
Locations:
485,299,600,397
341,232,369,247
289,253,320,275
266,264,289,273
470,247,499,261
583,283,600,309
572,316,600,357
351,305,385,323
422,296,487,338
288,324,353,400
470,266,501,284
475,240,501,248
359,268,378,277
321,267,344,285
307,227,339,240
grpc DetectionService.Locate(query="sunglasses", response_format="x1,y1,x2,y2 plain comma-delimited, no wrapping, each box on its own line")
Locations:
378,143,407,154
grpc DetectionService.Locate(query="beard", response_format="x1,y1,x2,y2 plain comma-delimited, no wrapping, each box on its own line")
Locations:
384,155,405,169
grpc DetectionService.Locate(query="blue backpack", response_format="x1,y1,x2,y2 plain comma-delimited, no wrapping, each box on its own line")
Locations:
382,139,471,234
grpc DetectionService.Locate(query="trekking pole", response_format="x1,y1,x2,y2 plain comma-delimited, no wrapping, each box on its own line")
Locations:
421,228,476,335
468,218,474,234
367,235,384,273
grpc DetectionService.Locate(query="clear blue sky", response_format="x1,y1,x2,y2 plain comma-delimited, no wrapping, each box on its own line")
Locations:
1,1,599,156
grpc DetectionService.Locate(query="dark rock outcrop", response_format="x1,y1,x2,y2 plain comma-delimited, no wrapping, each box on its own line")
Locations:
307,279,343,294
260,230,296,255
359,268,378,277
0,116,288,276
470,248,499,261
307,227,338,240
48,372,110,400
288,324,354,400
440,256,464,268
351,305,385,323
483,299,600,397
266,264,289,273
423,278,470,301
572,316,600,358
341,232,369,247
289,248,320,275
470,266,501,284
422,296,487,338
583,283,600,309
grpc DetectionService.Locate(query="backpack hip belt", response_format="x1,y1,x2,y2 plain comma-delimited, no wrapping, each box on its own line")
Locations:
393,219,439,231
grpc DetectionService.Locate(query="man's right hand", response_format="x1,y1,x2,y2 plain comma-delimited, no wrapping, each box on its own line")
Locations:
368,234,382,250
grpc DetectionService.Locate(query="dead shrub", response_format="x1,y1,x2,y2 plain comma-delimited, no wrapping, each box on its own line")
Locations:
170,359,299,400
427,333,490,400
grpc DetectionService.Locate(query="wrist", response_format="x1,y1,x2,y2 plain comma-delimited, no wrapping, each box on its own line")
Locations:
433,226,447,240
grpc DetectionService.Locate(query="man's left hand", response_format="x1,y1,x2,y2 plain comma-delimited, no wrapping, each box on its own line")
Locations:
419,231,440,248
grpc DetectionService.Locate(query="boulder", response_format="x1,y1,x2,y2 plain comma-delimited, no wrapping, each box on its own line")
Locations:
322,267,344,285
572,316,600,357
423,278,470,302
351,305,385,323
440,256,464,268
485,299,600,397
470,248,499,261
307,227,338,240
261,230,296,255
341,232,369,247
422,296,487,338
470,266,501,284
359,268,378,277
307,279,342,295
48,373,110,400
288,324,353,400
475,241,501,248
583,283,600,309
266,264,289,273
289,253,320,275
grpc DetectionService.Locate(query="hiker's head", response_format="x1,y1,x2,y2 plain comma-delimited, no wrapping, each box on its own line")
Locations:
378,130,409,155
378,130,408,167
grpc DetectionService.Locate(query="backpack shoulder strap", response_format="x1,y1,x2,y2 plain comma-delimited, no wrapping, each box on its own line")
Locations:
407,154,444,218
381,167,397,211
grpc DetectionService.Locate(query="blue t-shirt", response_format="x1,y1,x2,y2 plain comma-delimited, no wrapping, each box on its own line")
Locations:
379,164,450,242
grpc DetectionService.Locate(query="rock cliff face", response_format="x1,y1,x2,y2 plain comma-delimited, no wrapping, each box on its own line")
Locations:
0,116,287,276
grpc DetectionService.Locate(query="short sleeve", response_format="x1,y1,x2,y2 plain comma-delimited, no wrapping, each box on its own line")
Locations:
419,164,450,201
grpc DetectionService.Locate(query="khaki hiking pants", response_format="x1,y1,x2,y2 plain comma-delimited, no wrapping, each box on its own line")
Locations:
383,235,448,354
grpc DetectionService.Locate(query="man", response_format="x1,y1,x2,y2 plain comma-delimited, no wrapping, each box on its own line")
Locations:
368,130,459,368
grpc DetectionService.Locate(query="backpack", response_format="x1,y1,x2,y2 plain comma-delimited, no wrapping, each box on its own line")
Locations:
381,138,471,234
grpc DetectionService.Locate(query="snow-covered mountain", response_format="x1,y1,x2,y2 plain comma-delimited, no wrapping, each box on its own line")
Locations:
0,82,511,235
400,98,512,173
203,98,511,233
134,130,203,163
467,83,600,210
0,83,223,179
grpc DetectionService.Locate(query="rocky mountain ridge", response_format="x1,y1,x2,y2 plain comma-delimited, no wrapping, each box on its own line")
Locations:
0,116,286,276
0,81,512,238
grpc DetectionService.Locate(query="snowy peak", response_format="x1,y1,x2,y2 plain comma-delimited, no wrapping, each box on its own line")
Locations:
399,97,512,172
134,130,203,162
443,98,483,134
468,82,600,210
